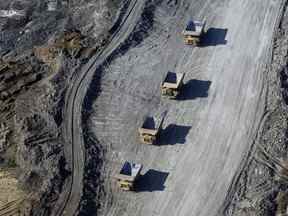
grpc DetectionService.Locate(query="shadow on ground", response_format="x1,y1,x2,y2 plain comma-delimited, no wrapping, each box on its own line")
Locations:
135,169,169,192
177,79,211,100
159,124,191,145
199,27,228,47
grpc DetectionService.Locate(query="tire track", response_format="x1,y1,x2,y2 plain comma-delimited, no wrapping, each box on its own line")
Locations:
52,1,144,215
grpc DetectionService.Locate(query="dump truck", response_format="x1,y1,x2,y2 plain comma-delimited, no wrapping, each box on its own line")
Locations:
182,20,206,45
115,161,143,191
161,72,185,99
138,112,166,144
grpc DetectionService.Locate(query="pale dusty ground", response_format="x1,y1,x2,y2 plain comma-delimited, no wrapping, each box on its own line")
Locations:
85,0,284,215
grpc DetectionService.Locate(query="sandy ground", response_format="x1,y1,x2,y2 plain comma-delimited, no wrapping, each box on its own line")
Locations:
85,0,284,215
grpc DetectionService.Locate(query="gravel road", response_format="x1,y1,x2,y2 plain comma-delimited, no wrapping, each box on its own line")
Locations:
87,0,284,215
52,1,145,215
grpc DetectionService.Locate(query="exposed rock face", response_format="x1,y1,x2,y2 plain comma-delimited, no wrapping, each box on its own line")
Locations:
15,110,66,215
17,113,60,184
0,0,118,214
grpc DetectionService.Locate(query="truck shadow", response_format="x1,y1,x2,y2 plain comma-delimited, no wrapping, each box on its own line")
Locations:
199,28,228,47
159,124,191,145
135,169,169,192
177,79,211,100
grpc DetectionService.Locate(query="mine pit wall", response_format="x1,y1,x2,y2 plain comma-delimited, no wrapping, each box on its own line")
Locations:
225,0,288,215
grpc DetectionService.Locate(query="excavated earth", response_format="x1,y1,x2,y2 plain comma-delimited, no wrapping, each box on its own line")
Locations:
0,0,117,215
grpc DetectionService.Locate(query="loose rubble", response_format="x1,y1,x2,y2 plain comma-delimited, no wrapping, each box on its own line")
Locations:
0,0,117,214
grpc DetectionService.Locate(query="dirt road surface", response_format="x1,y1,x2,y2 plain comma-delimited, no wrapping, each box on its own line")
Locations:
52,1,145,215
88,0,284,216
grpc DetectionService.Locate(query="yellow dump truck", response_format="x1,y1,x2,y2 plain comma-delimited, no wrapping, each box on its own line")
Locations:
182,20,206,45
115,161,143,191
161,72,185,99
138,112,166,144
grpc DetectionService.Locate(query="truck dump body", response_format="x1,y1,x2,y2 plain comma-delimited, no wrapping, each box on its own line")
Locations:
162,72,185,89
139,116,162,135
182,20,205,45
183,20,204,36
161,72,185,98
141,116,158,131
138,113,166,144
115,161,143,191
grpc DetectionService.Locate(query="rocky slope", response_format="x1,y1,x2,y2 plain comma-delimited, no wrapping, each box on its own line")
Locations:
0,0,118,215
